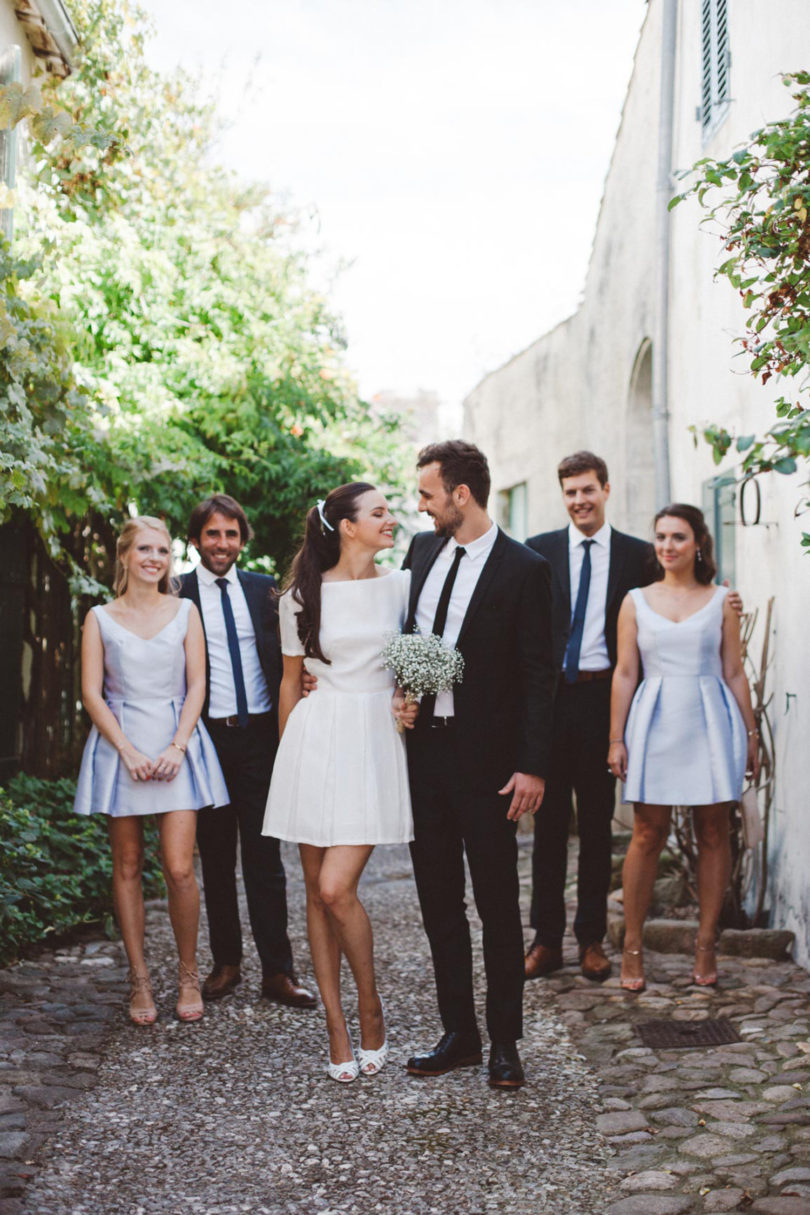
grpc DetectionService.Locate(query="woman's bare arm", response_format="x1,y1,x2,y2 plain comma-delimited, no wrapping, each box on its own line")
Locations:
607,595,640,781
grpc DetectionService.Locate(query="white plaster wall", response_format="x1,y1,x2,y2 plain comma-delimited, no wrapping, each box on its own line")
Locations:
668,0,810,962
464,3,663,538
464,0,810,962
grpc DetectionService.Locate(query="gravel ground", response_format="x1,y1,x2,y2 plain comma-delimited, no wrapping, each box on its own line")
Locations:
20,841,616,1215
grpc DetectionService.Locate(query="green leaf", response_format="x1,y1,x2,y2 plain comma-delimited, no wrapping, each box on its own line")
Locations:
773,457,798,475
736,434,756,452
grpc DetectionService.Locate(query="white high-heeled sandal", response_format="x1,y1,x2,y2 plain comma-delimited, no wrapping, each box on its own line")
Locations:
327,1054,359,1083
358,999,387,1076
358,1040,388,1077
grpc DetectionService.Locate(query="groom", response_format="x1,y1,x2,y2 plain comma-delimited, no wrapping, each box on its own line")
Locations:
403,441,555,1089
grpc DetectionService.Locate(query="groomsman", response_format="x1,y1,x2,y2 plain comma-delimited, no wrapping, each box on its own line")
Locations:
403,441,555,1088
524,453,653,982
179,494,315,1008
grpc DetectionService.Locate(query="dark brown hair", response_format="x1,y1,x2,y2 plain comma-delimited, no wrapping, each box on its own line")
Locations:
187,494,254,545
284,482,376,663
557,451,609,488
653,503,717,585
416,440,491,508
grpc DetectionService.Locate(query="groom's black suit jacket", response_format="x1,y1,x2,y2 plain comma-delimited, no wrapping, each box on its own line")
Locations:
403,528,555,786
524,527,654,672
178,568,282,720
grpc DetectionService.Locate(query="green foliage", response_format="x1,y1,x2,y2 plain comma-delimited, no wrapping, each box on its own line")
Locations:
0,774,164,964
1,0,409,589
673,72,810,533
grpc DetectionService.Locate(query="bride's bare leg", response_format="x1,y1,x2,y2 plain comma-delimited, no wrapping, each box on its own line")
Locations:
316,845,383,1051
299,844,352,1063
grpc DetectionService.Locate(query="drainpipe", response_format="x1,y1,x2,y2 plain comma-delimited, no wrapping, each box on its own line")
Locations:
652,0,677,506
0,46,21,244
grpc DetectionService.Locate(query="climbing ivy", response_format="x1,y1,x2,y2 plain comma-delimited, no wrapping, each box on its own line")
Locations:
670,72,810,545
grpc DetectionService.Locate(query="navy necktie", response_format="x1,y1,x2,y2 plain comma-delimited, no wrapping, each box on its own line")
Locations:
564,539,595,685
422,545,466,719
215,578,249,728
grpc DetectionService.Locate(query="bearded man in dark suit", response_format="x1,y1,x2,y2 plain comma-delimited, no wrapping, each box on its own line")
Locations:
179,494,314,1009
402,441,555,1089
524,452,654,983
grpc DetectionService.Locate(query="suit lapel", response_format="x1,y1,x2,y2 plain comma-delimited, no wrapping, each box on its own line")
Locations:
237,569,260,631
456,529,508,648
552,530,571,620
183,569,202,613
606,530,628,613
406,534,446,631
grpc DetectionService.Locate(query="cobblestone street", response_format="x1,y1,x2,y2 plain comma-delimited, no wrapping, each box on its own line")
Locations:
2,836,810,1214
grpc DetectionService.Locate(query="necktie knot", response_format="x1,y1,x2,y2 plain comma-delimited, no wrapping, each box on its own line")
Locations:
215,577,229,592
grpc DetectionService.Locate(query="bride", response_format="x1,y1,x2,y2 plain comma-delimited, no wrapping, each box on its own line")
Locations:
263,482,416,1081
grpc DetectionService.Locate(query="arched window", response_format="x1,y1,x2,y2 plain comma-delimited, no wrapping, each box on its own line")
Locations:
626,340,656,536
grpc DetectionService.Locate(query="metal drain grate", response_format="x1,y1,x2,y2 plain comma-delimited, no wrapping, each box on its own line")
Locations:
636,1017,741,1049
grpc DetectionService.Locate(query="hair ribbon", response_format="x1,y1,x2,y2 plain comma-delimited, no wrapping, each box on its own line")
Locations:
316,499,334,532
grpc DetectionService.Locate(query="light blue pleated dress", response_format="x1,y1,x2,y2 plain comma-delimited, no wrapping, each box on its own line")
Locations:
73,599,229,817
622,585,746,806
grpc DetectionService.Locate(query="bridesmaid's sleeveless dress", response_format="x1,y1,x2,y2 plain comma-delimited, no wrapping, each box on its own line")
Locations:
622,585,746,806
73,599,228,817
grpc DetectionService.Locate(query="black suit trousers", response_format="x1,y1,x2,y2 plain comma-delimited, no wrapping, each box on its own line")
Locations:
530,679,615,948
197,714,293,976
408,725,524,1043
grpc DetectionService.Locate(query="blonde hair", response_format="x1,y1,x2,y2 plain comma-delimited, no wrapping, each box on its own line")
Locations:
113,517,175,597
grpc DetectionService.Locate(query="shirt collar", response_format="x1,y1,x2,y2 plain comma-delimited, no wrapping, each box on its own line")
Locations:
568,520,611,551
196,561,239,587
448,519,498,563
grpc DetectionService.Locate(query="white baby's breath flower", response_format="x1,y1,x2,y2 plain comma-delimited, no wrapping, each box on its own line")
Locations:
381,631,464,698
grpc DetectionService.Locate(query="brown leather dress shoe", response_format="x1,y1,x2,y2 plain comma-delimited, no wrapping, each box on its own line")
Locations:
202,963,242,1001
260,972,317,1009
524,943,563,979
579,942,612,982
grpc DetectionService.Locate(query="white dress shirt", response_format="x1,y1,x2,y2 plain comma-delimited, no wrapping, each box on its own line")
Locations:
565,521,611,673
196,563,272,717
415,521,499,717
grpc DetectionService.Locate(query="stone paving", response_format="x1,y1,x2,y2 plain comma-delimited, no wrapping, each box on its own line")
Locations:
2,834,810,1214
2,842,614,1215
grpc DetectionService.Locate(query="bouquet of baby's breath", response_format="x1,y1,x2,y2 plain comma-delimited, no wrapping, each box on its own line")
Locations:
381,631,465,732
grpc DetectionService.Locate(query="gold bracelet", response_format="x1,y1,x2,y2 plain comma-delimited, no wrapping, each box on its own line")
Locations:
171,741,186,754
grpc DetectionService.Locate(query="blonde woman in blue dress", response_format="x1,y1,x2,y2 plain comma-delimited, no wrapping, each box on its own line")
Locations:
608,505,759,992
263,483,415,1082
74,517,228,1025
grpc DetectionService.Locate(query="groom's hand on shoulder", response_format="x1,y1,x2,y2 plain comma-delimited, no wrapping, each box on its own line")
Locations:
499,772,545,821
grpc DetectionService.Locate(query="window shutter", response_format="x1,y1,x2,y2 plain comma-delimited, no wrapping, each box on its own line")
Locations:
700,0,730,134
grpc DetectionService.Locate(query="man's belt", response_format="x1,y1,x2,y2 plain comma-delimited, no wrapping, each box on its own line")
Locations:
560,668,612,686
208,711,273,727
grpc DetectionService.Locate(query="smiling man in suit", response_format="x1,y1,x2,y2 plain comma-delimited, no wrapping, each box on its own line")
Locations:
524,452,654,983
402,441,555,1089
179,495,315,1010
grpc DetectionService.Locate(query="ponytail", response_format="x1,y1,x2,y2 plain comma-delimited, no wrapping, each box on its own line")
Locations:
285,482,375,663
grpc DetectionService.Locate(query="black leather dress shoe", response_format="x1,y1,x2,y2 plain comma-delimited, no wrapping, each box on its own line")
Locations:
488,1041,525,1089
405,1030,483,1076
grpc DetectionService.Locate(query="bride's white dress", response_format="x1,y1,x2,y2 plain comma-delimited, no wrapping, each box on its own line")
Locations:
262,569,414,846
